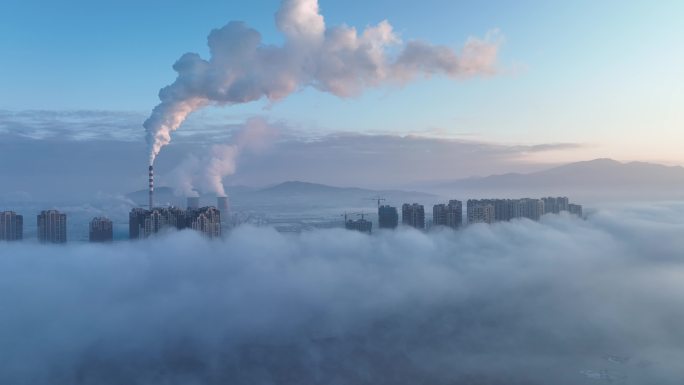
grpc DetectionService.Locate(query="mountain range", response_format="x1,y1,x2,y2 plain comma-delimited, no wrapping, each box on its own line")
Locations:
431,158,684,201
127,181,438,212
127,159,684,209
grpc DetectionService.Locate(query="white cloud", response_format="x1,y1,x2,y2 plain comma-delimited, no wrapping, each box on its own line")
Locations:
1,204,684,384
144,0,501,164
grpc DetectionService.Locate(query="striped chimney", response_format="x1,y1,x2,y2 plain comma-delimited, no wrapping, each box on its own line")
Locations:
148,165,154,210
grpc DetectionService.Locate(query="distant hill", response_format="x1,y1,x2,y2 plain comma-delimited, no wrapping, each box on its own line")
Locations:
246,181,437,209
127,181,437,211
434,158,684,201
258,181,368,195
127,159,684,209
126,187,178,208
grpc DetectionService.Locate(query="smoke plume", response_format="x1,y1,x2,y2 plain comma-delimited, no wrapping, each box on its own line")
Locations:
143,0,501,165
1,204,684,384
169,117,278,197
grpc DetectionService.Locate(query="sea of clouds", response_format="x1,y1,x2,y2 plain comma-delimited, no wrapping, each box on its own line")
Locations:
1,203,684,384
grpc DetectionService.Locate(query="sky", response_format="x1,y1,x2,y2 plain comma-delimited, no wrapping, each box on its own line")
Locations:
0,0,683,195
2,4,684,382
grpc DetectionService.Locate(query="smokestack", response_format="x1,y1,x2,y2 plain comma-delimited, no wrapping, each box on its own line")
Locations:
148,165,154,210
187,197,200,210
217,196,229,222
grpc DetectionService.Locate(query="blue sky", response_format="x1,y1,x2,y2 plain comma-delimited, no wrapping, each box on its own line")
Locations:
1,0,683,164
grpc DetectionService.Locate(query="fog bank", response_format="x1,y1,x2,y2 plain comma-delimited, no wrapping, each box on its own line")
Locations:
1,204,684,384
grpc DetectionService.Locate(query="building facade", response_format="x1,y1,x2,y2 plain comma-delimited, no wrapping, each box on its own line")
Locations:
129,208,148,239
433,204,448,227
89,217,113,242
378,205,399,229
432,201,463,229
467,200,495,224
445,200,463,228
0,211,23,241
402,203,425,229
569,203,583,217
542,197,569,214
190,207,222,238
345,218,372,234
129,206,221,239
519,198,545,221
37,210,67,243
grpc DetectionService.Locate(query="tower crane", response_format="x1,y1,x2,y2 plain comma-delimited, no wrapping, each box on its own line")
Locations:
367,196,387,208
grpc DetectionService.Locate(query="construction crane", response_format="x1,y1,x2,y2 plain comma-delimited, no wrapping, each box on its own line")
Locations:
342,211,373,234
367,196,386,208
341,211,369,221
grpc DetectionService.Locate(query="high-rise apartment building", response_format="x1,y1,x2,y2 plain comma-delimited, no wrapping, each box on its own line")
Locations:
569,203,583,217
433,204,448,226
345,218,372,234
402,203,425,229
378,205,399,229
190,207,221,238
467,200,495,224
129,208,148,239
542,197,569,214
519,198,545,221
445,200,462,228
37,210,67,243
129,206,221,239
89,217,113,242
491,199,519,221
433,201,463,229
0,211,23,241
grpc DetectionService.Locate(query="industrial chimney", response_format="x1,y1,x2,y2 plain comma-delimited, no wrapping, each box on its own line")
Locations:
148,165,154,210
187,196,200,210
217,196,229,222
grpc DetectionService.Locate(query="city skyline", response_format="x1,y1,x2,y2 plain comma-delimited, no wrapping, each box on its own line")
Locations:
1,1,683,383
1,194,584,242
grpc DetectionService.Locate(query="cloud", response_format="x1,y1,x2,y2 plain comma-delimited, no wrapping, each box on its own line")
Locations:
0,110,145,141
230,133,578,188
1,204,684,384
0,114,585,200
168,117,280,197
144,0,501,164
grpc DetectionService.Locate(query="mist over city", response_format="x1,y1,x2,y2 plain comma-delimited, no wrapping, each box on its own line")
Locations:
1,0,683,384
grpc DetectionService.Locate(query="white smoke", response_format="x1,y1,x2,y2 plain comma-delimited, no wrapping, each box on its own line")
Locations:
143,0,501,165
2,204,684,384
169,117,279,197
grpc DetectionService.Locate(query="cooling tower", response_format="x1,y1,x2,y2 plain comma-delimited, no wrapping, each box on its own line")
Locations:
217,196,229,221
